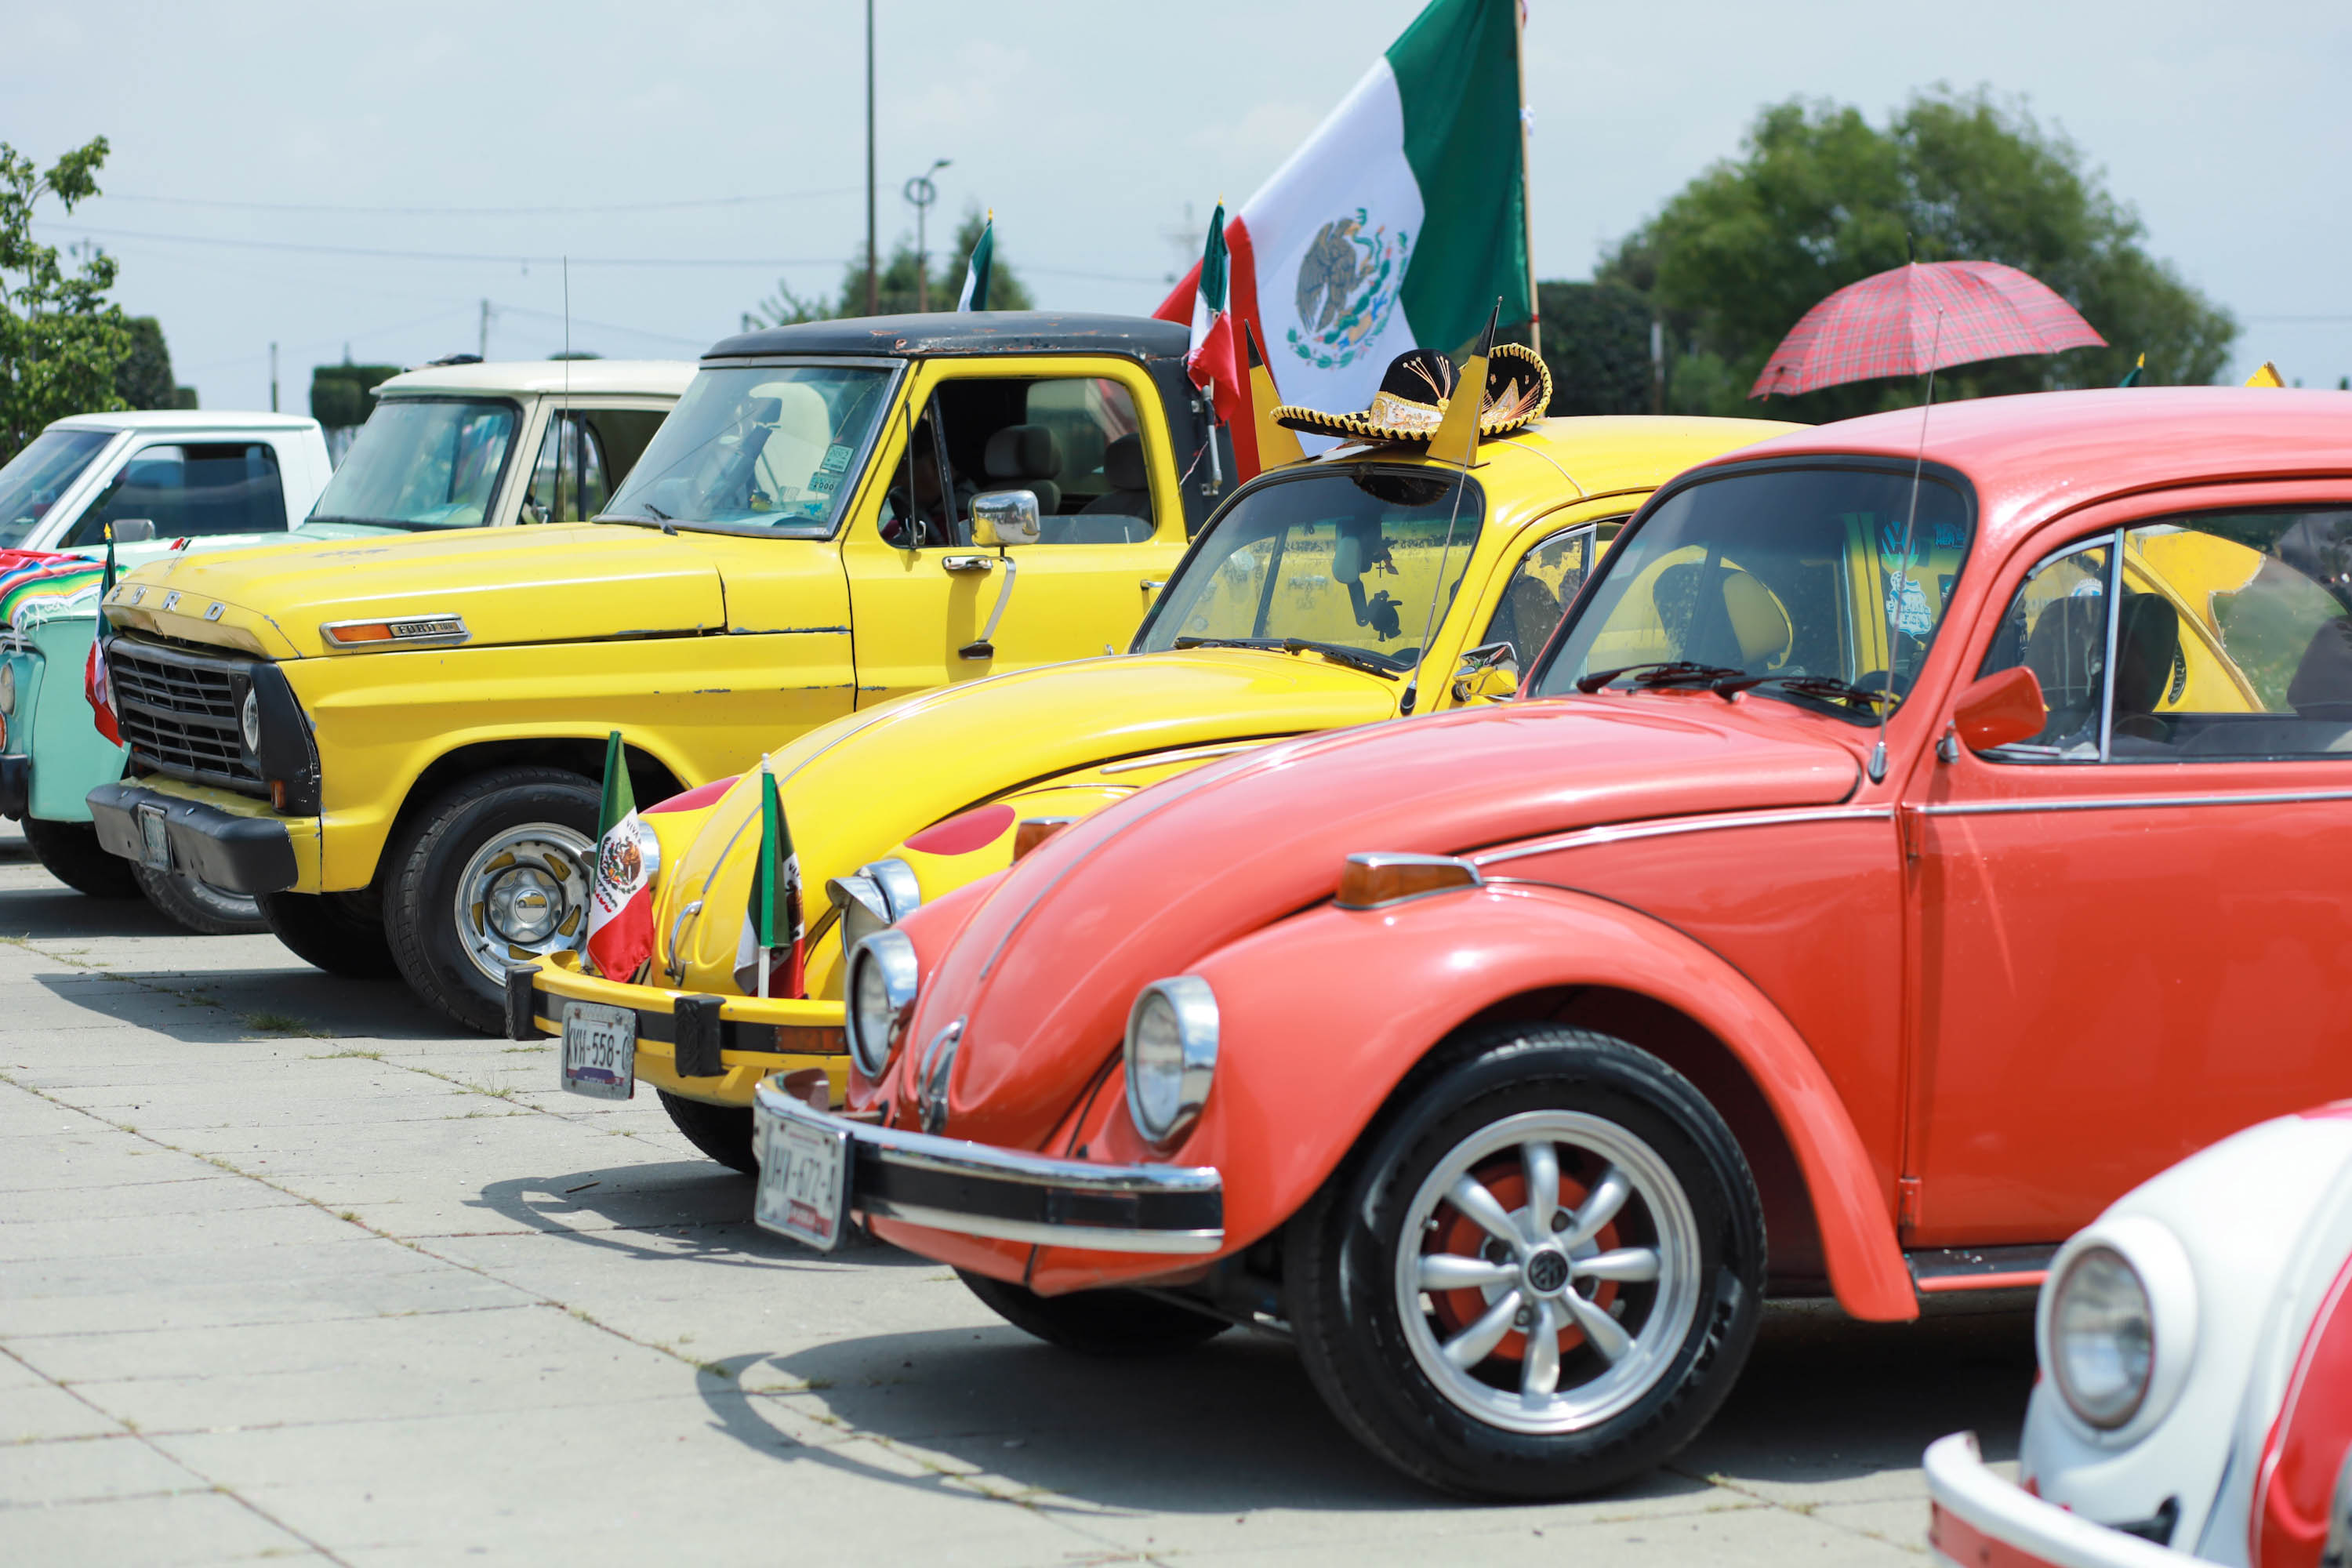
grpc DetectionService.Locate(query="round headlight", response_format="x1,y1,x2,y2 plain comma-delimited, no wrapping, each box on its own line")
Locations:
239,688,263,753
1123,976,1218,1147
0,660,16,715
2049,1244,2154,1428
844,928,918,1080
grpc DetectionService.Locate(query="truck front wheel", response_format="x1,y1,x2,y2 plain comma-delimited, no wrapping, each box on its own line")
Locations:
385,768,600,1035
21,817,140,898
258,890,400,978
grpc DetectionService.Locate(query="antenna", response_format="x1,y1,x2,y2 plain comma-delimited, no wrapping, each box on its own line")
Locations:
1871,307,1944,784
1414,300,1500,695
560,257,572,524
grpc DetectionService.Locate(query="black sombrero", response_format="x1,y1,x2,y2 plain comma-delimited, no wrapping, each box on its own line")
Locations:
1272,342,1552,444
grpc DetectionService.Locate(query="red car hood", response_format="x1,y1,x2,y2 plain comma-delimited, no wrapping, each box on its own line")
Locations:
903,695,1863,1149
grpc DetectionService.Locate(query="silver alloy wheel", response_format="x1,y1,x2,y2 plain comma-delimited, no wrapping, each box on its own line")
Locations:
450,822,594,983
1392,1109,1702,1436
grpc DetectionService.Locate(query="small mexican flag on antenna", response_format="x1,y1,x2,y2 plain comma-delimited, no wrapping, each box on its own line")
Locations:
583,731,659,981
85,526,121,746
733,770,805,999
1184,201,1241,426
956,212,994,311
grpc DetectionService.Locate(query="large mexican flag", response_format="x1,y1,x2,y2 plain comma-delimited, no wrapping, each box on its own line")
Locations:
1156,0,1531,475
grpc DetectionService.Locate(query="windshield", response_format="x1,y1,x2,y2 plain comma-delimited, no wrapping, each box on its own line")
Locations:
1532,463,1976,717
1135,466,1484,671
0,428,114,548
601,363,892,534
310,398,519,530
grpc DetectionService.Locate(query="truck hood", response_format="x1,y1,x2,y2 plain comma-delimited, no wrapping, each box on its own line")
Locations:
104,524,725,657
660,650,1400,987
907,695,1864,1147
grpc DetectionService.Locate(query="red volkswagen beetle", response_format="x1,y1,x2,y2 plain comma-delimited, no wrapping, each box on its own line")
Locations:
754,387,2352,1499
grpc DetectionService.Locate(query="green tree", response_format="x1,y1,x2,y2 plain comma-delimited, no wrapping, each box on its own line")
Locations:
1601,88,2238,422
1526,281,1655,416
308,362,401,430
114,316,187,410
748,208,1034,327
0,136,134,462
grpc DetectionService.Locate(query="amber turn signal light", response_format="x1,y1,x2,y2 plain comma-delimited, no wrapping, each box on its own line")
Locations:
1334,852,1484,911
319,614,470,649
1012,816,1076,862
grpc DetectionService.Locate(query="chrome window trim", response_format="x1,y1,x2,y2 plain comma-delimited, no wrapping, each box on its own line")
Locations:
1917,788,2352,818
1473,804,1896,868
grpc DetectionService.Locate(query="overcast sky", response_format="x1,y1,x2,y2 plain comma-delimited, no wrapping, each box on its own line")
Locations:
5,0,2346,412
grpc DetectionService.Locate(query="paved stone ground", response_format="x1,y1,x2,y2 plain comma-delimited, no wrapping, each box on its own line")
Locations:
0,818,2033,1565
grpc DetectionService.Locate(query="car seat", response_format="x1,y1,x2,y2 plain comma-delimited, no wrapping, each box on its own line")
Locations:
2110,592,2182,743
982,424,1062,517
2022,593,2106,743
1047,433,1152,544
1651,561,1793,670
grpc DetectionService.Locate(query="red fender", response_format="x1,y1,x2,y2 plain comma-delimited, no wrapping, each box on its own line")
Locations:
1035,882,1916,1320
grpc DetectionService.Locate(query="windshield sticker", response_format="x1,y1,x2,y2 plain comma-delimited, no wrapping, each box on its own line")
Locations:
818,443,853,474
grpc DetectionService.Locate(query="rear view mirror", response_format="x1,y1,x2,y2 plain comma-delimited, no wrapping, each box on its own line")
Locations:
1451,641,1519,705
1952,666,2047,753
107,519,156,543
971,490,1040,548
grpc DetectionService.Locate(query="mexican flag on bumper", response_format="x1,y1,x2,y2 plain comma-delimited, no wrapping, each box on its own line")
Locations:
1156,0,1531,471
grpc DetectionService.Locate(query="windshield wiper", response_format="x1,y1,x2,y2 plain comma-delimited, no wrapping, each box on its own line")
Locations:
1172,635,1402,681
1712,672,1894,709
1573,660,1748,694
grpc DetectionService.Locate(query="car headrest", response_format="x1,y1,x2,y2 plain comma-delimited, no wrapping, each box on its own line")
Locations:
1102,432,1146,492
2113,592,2181,714
984,424,1062,481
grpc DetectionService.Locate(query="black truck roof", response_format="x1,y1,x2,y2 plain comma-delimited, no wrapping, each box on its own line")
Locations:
704,311,1191,364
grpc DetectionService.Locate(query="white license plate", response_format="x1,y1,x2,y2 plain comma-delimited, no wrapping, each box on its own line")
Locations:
755,1105,850,1250
560,1002,635,1100
135,804,172,871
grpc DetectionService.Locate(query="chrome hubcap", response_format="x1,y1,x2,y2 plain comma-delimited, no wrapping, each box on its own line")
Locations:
452,824,593,983
1393,1109,1701,1436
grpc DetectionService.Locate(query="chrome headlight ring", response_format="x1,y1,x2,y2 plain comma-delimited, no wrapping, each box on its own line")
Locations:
1123,975,1219,1149
826,857,924,967
0,659,16,716
2038,1214,2199,1442
844,927,919,1080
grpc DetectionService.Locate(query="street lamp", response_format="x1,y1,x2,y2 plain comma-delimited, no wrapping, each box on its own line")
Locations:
905,158,951,313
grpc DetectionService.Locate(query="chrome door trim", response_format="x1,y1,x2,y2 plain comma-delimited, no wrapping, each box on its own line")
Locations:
1474,804,1896,868
1917,787,2352,818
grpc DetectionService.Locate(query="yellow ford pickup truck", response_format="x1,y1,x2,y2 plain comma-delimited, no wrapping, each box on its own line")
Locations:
85,314,1232,1031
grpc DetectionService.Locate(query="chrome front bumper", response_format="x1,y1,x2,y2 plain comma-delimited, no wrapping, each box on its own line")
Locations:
750,1076,1224,1254
1922,1433,2187,1568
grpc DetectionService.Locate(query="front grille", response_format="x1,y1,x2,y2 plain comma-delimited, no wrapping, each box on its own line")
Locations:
108,638,264,794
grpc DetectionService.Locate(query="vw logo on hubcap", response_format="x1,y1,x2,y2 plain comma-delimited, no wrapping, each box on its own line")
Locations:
1524,1248,1570,1294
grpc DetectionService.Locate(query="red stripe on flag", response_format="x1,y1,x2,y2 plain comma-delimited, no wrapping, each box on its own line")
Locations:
1225,219,1264,481
1154,263,1199,325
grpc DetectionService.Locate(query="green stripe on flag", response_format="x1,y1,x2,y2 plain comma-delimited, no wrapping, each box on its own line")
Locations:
754,771,784,949
1200,203,1229,313
595,731,633,838
1388,0,1529,354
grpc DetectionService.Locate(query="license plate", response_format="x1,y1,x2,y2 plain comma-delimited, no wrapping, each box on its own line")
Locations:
135,804,171,871
560,1001,634,1099
755,1105,851,1250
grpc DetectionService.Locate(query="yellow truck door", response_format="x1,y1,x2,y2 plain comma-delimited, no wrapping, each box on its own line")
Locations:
840,356,1189,706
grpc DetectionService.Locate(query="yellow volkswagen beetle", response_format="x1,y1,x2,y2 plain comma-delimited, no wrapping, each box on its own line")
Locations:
517,413,1798,1170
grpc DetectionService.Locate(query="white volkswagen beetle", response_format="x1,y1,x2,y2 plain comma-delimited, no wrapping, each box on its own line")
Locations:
1926,1104,2352,1568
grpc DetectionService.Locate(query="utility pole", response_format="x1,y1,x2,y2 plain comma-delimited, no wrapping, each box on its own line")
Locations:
906,158,949,314
1650,320,1665,416
864,0,877,316
478,298,491,359
269,343,278,413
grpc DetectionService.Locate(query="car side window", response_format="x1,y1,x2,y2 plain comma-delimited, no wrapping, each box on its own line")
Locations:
2113,510,2352,759
1482,523,1603,666
1975,536,2114,761
67,443,287,546
882,375,1152,552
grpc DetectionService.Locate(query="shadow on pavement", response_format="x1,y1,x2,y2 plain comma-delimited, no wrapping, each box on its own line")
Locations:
470,1168,935,1272
31,967,458,1042
0,883,185,938
690,1298,2033,1514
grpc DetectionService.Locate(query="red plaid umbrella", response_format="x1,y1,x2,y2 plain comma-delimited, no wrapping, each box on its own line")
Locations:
1749,260,2105,399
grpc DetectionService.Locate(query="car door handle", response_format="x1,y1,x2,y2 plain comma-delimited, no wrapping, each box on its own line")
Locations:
1142,579,1167,592
941,554,999,574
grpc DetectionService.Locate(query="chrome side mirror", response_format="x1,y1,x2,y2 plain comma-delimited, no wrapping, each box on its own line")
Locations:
1451,640,1519,704
971,490,1041,547
107,519,156,543
824,858,923,965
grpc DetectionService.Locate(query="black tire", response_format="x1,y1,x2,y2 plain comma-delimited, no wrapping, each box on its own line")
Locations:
258,888,400,978
384,767,600,1036
1284,1024,1764,1501
658,1091,758,1176
131,862,269,935
958,1269,1232,1356
21,816,140,898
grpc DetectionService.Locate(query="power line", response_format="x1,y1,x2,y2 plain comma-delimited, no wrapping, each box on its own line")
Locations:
39,222,837,269
92,187,862,217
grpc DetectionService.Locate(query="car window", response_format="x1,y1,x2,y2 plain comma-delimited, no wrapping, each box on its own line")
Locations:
67,443,287,546
604,365,891,535
1976,509,2352,763
0,427,114,546
882,375,1155,550
1975,538,2115,760
1482,523,1605,667
312,398,520,530
524,414,611,524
